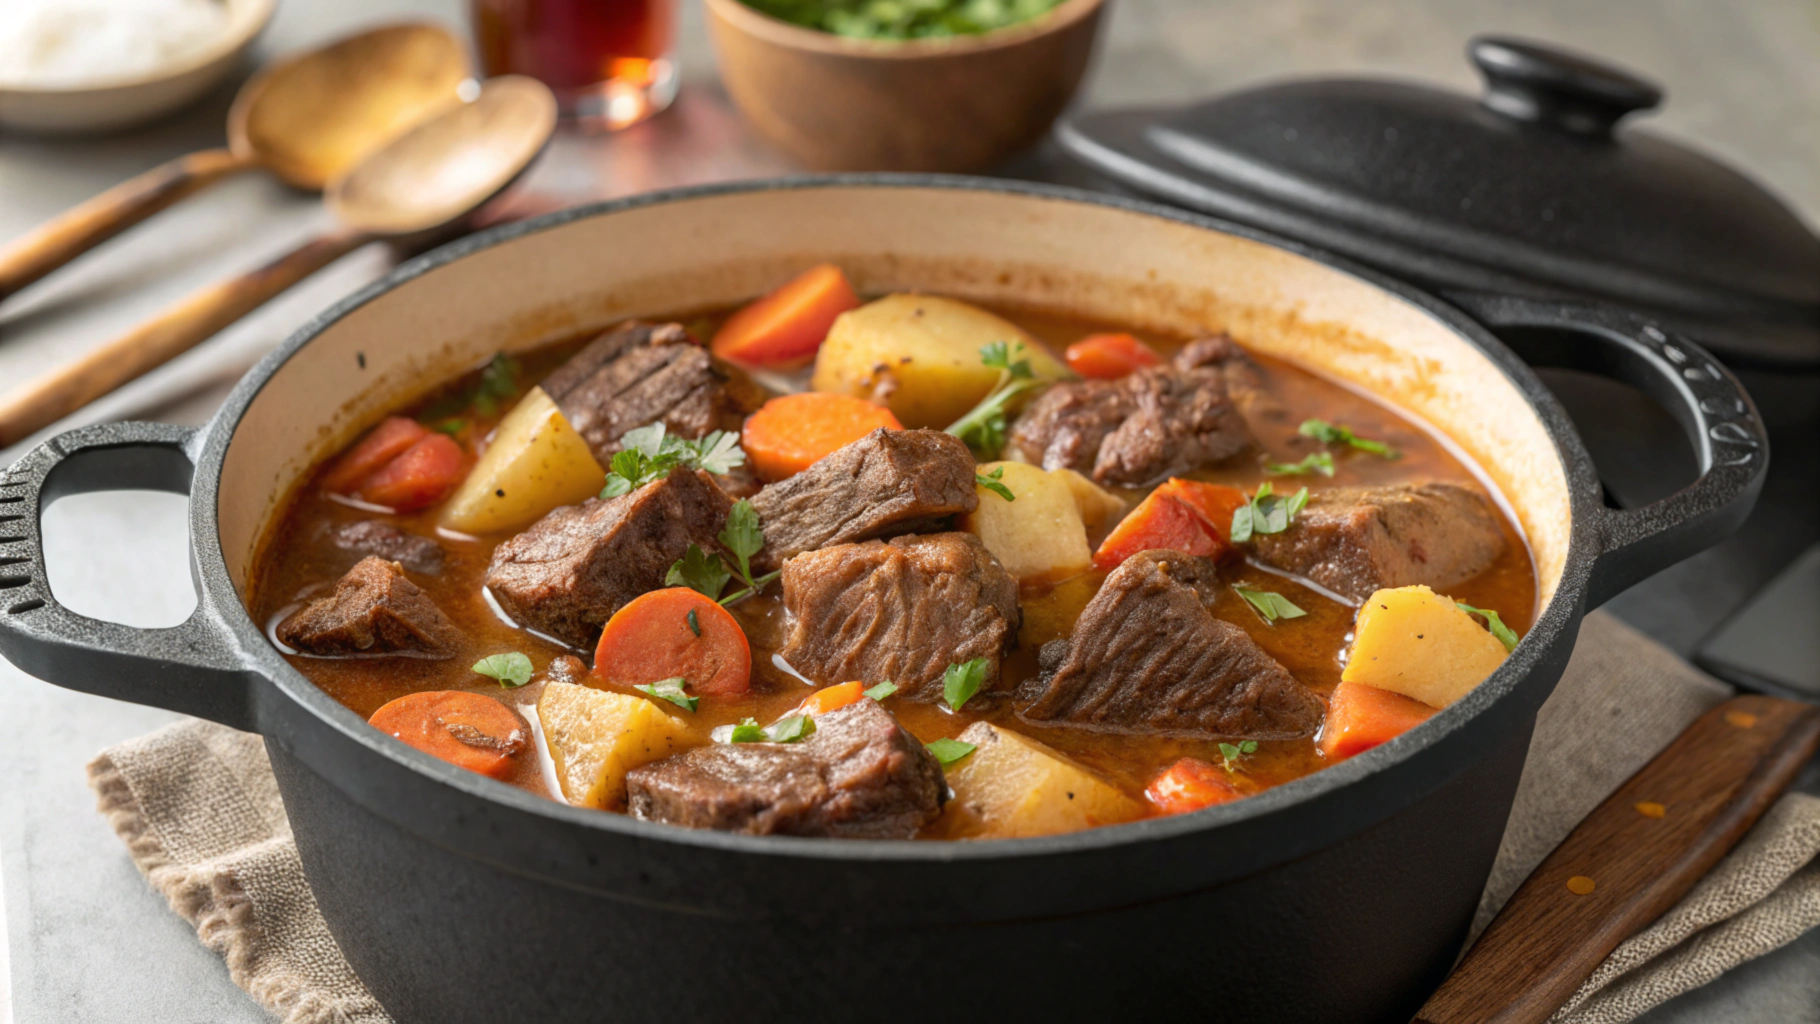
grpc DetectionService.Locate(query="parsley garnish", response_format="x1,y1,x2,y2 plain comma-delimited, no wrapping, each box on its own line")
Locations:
926,738,977,766
634,676,698,712
686,608,701,637
1229,482,1310,543
717,717,767,743
663,499,780,606
1456,602,1520,653
1233,583,1307,624
976,466,1016,502
472,652,533,687
1219,740,1259,772
712,714,816,744
1264,451,1335,477
863,681,898,701
1299,419,1400,459
942,658,990,712
666,544,732,601
431,417,467,437
945,342,1049,459
420,352,521,424
599,423,746,498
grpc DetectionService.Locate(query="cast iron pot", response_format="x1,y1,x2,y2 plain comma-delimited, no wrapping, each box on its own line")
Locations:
0,178,1768,1024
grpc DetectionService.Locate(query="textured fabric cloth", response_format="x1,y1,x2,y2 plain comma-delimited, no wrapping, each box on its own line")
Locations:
84,610,1818,1024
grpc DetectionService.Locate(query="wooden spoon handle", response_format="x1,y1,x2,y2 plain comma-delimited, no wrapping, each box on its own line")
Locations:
1417,694,1820,1024
0,229,369,447
0,148,257,302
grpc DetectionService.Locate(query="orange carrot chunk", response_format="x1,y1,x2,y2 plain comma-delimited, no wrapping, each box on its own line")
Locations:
594,587,752,696
356,434,468,513
711,263,861,369
1320,679,1438,760
1065,332,1165,379
320,416,429,494
741,392,903,481
368,690,528,780
1092,479,1248,571
800,681,865,716
1145,757,1246,815
1159,478,1249,537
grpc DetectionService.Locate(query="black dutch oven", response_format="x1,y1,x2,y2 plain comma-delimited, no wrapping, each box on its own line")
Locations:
0,172,1770,1024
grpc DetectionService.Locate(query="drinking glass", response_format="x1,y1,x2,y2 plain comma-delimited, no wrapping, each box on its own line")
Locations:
471,0,679,131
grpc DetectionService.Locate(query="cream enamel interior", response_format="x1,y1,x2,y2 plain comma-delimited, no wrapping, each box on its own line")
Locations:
217,186,1571,616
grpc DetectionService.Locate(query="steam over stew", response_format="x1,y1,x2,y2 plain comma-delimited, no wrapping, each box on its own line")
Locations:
253,265,1536,841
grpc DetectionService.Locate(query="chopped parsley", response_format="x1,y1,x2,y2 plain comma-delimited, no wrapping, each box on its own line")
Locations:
686,608,702,637
430,417,468,437
420,352,522,424
942,657,990,712
664,499,780,606
717,717,767,743
471,652,533,687
976,465,1016,502
945,341,1049,460
713,714,816,744
926,737,977,766
1264,450,1335,477
1228,482,1310,543
1233,583,1307,624
600,423,746,498
666,544,733,601
1456,602,1520,653
1219,740,1259,772
863,681,899,701
1299,419,1400,459
635,677,699,712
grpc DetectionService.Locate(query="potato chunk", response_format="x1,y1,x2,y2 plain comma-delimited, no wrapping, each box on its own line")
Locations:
439,386,607,535
959,461,1092,581
1342,585,1509,707
942,722,1144,839
1054,468,1126,532
536,683,691,810
811,294,1069,429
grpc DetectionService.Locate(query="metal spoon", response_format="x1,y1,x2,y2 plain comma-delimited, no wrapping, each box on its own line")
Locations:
0,76,559,448
0,22,471,303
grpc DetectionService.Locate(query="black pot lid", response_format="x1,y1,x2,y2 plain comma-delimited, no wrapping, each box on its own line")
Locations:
1057,37,1820,368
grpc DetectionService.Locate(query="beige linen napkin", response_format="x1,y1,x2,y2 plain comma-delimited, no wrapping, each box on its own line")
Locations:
85,611,1820,1024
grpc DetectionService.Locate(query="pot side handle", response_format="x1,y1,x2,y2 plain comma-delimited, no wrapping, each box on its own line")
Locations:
0,422,256,731
1450,294,1769,610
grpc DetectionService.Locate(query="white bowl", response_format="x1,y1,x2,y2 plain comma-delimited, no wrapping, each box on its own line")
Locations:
0,0,277,134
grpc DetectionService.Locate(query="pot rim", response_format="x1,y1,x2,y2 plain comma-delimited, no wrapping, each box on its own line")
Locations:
197,173,1605,863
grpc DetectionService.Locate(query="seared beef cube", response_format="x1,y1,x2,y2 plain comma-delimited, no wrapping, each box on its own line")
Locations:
484,469,734,649
1248,482,1505,601
276,556,463,657
749,428,978,569
332,520,444,575
540,321,762,465
779,532,1020,703
1017,551,1322,740
625,700,946,838
1009,336,1255,487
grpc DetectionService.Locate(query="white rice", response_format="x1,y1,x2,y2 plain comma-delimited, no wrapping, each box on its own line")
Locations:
0,0,232,88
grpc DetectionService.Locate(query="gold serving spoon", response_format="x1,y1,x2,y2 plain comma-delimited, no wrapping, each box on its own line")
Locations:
0,76,558,448
0,22,471,303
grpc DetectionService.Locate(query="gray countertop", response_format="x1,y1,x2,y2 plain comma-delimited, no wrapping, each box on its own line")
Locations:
2,0,1817,1021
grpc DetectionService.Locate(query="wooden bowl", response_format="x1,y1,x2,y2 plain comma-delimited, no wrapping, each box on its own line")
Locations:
0,0,277,134
705,0,1106,172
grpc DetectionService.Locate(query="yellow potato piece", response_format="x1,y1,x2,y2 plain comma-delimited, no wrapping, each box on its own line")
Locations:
959,462,1091,581
439,386,606,535
943,722,1145,839
1342,585,1509,708
1053,468,1127,532
811,294,1069,429
536,683,691,810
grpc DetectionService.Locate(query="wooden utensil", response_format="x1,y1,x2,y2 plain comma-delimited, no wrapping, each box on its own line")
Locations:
1417,694,1820,1024
0,22,469,303
0,77,557,449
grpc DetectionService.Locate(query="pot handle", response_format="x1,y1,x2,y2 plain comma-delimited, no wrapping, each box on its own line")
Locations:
1453,293,1769,609
0,421,256,731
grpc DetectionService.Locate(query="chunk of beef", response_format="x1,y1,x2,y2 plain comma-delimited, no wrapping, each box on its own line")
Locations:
779,532,1020,703
540,321,762,465
1017,551,1322,740
484,469,733,649
1247,482,1505,601
276,556,463,657
332,520,444,575
1009,336,1256,487
749,428,978,569
625,700,946,838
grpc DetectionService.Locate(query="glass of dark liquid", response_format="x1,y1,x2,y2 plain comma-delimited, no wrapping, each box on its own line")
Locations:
472,0,678,131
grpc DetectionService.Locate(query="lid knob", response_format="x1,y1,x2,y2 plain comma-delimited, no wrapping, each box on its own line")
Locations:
1469,36,1663,139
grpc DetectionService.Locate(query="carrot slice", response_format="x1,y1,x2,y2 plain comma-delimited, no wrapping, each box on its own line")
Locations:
1092,479,1247,571
1145,757,1247,815
1160,478,1249,536
1065,332,1164,379
356,434,468,512
320,417,429,494
710,263,861,369
368,690,528,780
800,681,865,716
741,392,903,481
1320,679,1438,760
594,587,751,696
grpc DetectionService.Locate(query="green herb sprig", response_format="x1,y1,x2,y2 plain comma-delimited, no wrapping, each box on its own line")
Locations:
714,714,816,744
1219,740,1259,773
421,352,521,425
635,677,699,712
665,499,781,606
472,652,533,687
926,738,977,766
942,657,990,712
1264,451,1335,478
1233,583,1307,624
1229,482,1310,543
976,465,1016,502
1299,419,1400,459
864,681,898,701
1456,602,1520,653
601,423,746,499
945,342,1049,460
